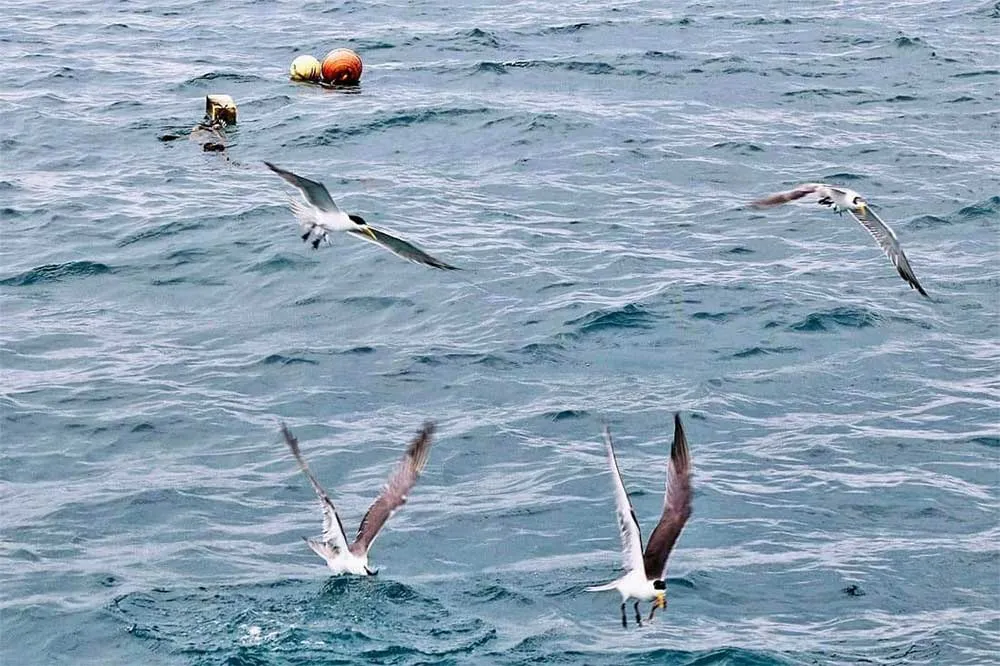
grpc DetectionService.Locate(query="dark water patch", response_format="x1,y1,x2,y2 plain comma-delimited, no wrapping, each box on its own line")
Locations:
643,50,684,61
952,69,999,79
414,351,518,370
112,579,496,663
299,107,492,146
894,35,924,48
244,254,309,275
466,582,533,606
515,342,567,363
784,88,870,98
908,214,952,229
460,27,503,48
711,141,763,153
823,172,865,182
0,261,113,286
731,345,801,359
692,311,731,322
684,646,795,665
788,307,880,332
344,346,376,355
260,353,318,366
501,59,617,76
968,436,999,448
474,61,508,75
842,584,866,596
728,246,754,254
738,17,795,26
150,276,226,287
955,196,1000,221
117,220,203,247
178,72,265,87
565,303,657,335
340,295,416,309
545,409,588,421
946,95,976,103
539,22,596,34
49,67,77,80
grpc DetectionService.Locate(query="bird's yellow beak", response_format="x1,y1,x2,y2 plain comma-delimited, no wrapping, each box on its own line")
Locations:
856,203,868,218
362,226,377,241
655,592,666,609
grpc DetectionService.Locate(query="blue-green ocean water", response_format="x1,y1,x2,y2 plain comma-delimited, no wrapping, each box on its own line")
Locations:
2,1,999,664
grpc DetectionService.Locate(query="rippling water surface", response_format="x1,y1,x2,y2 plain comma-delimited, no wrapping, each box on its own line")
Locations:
2,0,999,664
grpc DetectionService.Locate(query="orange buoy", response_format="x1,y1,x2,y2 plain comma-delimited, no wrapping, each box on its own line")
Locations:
321,49,363,85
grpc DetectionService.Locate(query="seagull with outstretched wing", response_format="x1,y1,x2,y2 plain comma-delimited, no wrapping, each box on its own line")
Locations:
280,422,435,575
264,162,459,270
751,183,928,297
585,414,693,628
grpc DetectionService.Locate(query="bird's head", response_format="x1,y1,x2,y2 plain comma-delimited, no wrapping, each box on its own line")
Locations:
348,214,368,227
653,579,666,609
851,194,869,217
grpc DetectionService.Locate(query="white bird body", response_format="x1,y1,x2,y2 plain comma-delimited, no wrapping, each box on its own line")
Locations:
280,422,435,577
752,182,929,297
586,414,693,627
264,161,459,269
587,569,661,602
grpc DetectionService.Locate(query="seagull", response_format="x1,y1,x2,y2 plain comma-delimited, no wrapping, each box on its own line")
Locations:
586,414,693,628
264,162,459,270
751,183,928,297
280,421,435,576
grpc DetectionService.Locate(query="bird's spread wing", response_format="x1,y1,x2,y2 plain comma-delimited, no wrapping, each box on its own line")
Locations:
351,422,435,556
346,225,459,270
750,183,824,208
264,161,341,213
280,424,350,552
601,426,646,575
847,206,929,297
643,413,693,581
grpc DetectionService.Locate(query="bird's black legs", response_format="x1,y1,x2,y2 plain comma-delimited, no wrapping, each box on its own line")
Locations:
620,602,627,628
648,602,658,623
633,601,643,627
312,237,321,249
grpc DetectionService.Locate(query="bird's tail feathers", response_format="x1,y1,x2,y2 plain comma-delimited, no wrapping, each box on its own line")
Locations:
289,198,318,227
304,537,339,564
584,580,619,593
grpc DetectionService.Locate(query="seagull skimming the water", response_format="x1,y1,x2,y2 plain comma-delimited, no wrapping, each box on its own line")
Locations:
264,162,459,270
751,183,928,297
280,422,435,576
586,414,693,628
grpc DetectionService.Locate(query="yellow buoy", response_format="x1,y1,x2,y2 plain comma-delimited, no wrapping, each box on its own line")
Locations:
205,94,237,126
289,54,322,82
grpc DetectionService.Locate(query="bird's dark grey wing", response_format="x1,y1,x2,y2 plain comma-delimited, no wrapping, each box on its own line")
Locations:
751,183,823,208
280,423,350,552
601,426,646,575
847,206,929,297
264,161,341,213
643,413,693,581
346,225,459,270
350,422,435,556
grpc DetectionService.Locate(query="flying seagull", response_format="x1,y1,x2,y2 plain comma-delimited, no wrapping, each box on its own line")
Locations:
264,162,459,270
751,183,928,297
280,421,435,575
586,414,693,628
